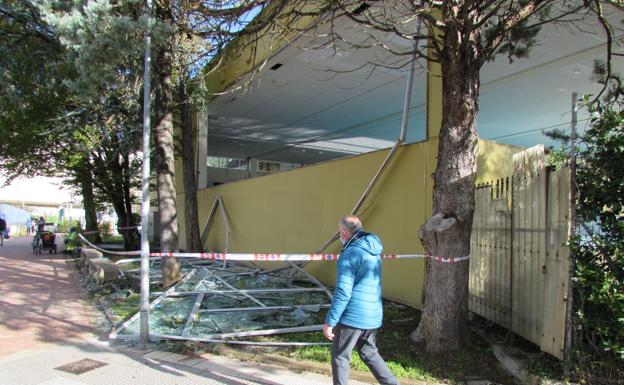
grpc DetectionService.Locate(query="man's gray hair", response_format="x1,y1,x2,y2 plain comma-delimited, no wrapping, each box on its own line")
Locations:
340,215,362,234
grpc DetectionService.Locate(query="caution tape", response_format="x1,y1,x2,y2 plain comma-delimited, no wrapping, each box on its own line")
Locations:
78,234,468,263
149,252,470,263
117,225,140,230
78,234,140,256
427,255,470,263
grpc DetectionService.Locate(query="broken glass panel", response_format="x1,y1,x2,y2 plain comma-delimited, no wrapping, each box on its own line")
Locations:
253,291,329,307
188,308,329,336
200,293,258,309
113,261,333,345
120,296,195,336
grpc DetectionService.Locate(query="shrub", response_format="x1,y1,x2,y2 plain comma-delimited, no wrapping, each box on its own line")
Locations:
99,221,112,237
565,94,623,383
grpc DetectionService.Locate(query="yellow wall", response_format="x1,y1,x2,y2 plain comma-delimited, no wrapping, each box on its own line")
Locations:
176,138,520,309
476,140,524,184
174,7,524,308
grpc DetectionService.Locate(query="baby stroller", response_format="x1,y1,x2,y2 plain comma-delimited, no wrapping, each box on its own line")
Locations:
32,224,57,255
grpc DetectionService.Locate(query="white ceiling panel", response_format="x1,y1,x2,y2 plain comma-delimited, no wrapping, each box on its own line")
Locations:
205,8,623,163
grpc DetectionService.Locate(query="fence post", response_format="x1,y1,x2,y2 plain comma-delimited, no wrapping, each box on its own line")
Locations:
564,92,578,370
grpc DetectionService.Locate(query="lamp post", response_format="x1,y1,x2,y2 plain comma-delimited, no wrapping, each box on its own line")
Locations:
139,0,153,347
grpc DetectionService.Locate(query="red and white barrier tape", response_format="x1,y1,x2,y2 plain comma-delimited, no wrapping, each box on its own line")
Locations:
78,234,468,263
117,226,140,230
149,252,470,263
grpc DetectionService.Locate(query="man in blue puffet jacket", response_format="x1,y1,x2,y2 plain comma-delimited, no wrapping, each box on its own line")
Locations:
323,215,399,385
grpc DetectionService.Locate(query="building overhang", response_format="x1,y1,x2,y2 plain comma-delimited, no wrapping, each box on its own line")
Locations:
199,5,623,165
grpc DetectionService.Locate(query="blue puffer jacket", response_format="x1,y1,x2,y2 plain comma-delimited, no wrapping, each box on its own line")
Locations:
325,230,383,330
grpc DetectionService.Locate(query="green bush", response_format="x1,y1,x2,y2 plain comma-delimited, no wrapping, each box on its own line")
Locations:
566,94,623,382
99,221,112,237
56,220,81,233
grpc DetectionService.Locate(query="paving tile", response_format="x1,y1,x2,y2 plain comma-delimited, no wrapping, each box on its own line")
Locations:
38,378,88,385
179,357,207,367
159,352,189,362
142,350,171,360
193,360,218,370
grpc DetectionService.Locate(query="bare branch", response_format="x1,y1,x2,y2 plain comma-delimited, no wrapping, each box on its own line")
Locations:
591,0,616,103
336,1,438,59
523,5,588,30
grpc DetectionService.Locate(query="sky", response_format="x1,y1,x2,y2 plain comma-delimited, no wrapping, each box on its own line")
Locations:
0,175,77,205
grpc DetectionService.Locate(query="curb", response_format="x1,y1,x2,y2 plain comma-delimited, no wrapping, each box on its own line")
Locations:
65,254,110,336
137,344,437,385
208,345,434,385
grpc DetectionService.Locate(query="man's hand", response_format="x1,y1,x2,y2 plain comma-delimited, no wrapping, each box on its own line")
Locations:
323,323,334,341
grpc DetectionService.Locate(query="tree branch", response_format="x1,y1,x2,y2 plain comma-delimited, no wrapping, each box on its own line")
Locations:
591,0,615,103
481,0,547,59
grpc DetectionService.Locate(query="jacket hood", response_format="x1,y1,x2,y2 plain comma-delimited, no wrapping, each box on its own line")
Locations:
346,231,383,255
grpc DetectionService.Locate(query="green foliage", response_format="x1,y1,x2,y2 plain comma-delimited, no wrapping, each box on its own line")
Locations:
108,293,140,320
526,353,565,382
41,0,147,101
570,92,624,381
99,221,113,237
263,304,513,384
546,149,568,170
45,215,59,224
101,234,125,244
0,0,73,178
487,18,540,63
0,1,142,249
56,219,81,233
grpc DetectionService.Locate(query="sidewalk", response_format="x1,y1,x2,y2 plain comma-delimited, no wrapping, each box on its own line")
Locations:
0,339,355,385
0,235,93,357
0,236,369,385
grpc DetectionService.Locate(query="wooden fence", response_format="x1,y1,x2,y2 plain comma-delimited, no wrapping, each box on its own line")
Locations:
469,145,571,359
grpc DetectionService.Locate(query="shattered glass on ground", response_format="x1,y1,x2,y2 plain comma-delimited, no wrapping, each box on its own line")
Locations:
113,260,332,344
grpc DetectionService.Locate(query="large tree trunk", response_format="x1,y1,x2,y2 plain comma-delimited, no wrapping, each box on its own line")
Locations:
154,2,180,288
415,33,480,354
77,164,101,244
179,76,202,252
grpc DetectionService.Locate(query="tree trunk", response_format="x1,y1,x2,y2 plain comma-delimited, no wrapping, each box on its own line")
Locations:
415,37,480,354
121,153,137,250
92,152,135,250
77,164,102,244
110,195,129,240
179,76,202,252
154,2,180,288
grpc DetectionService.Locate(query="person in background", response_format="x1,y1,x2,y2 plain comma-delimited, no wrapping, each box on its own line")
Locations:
0,216,6,246
323,215,399,385
26,218,32,235
36,216,45,234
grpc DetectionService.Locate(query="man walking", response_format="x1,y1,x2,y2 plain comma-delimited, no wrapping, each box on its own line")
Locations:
323,215,399,385
0,216,6,246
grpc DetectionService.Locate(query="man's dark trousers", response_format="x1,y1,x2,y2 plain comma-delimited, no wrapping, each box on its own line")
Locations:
331,324,399,385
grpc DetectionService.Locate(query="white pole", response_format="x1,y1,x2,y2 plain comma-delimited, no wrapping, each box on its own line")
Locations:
400,50,417,142
139,0,153,347
399,15,421,142
564,91,578,368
